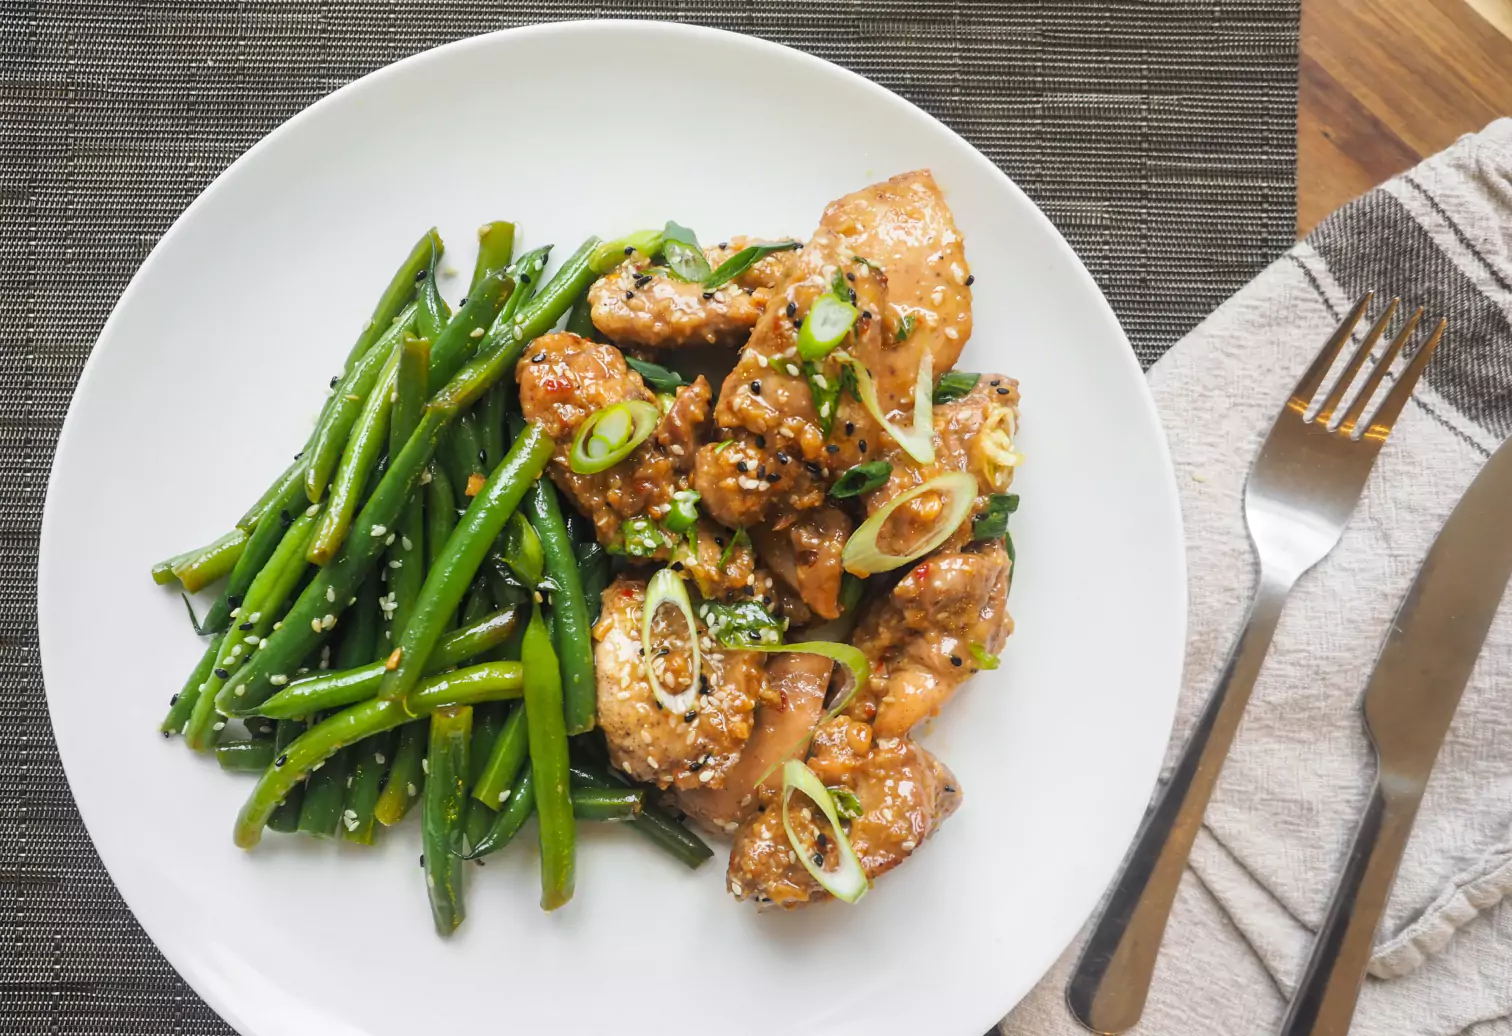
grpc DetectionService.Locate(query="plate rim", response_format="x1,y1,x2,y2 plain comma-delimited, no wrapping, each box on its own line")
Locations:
38,18,1188,1035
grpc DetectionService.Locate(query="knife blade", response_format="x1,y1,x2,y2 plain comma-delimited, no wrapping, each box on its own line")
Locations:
1280,431,1512,1036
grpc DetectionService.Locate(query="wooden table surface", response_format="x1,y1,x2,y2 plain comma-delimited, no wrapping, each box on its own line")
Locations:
1300,0,1512,234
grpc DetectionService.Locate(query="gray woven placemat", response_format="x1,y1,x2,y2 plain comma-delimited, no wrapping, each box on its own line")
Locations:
0,3,1298,1032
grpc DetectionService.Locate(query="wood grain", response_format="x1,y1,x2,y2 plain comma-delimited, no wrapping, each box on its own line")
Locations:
1299,0,1512,234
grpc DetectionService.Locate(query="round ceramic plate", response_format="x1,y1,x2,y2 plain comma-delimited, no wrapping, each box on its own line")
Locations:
40,20,1185,1036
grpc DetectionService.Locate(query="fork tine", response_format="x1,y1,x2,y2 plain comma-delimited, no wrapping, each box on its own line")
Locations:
1315,298,1399,426
1289,292,1374,414
1360,318,1446,443
1338,307,1422,436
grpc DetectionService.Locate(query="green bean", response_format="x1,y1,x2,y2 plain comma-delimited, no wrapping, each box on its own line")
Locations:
471,701,528,808
185,510,319,750
574,541,610,625
445,414,486,495
469,222,516,296
265,719,308,833
461,702,507,848
201,472,311,634
218,239,602,712
415,240,450,340
308,338,406,564
216,739,275,773
424,462,458,572
564,290,596,339
570,786,643,822
522,605,574,910
381,424,553,709
384,335,431,641
343,230,442,371
527,479,595,734
426,268,516,394
153,527,247,591
305,303,419,504
569,759,714,869
373,720,427,827
459,574,495,628
160,633,225,735
477,385,507,472
238,460,303,532
253,606,520,719
423,705,471,935
233,662,523,848
460,768,532,859
341,729,395,844
297,746,351,837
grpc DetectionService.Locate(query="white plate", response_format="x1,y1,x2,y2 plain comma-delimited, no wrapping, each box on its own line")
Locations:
40,20,1185,1036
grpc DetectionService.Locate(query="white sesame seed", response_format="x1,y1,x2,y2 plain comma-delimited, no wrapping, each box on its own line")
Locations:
385,533,396,546
248,612,262,623
640,729,652,744
212,721,225,730
943,327,959,341
245,634,260,645
388,560,402,569
326,587,335,603
270,674,288,686
616,690,631,701
786,364,801,376
901,839,916,851
469,326,485,338
421,758,429,774
401,536,413,551
375,753,386,765
757,354,769,367
512,327,524,341
305,503,320,517
420,469,432,485
646,756,658,768
229,607,241,618
699,769,714,783
272,621,282,630
322,614,337,630
407,783,418,796
370,525,387,537
230,645,242,657
259,638,268,649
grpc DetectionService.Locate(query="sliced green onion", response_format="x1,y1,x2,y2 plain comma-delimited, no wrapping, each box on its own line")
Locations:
713,440,735,454
968,643,1000,670
797,294,860,361
588,230,666,274
829,786,863,819
625,356,688,393
841,350,936,465
972,492,1019,542
623,517,670,558
664,490,700,534
782,759,869,904
804,360,842,437
642,568,700,715
704,240,802,289
894,313,916,342
933,371,980,404
842,471,977,576
718,526,750,569
697,597,786,647
830,460,892,500
662,221,712,283
569,400,661,474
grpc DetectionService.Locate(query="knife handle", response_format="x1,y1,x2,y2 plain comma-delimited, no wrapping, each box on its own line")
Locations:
1066,573,1293,1034
1280,782,1417,1036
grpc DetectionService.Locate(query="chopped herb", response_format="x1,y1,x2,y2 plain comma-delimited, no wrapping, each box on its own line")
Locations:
622,517,671,558
713,440,735,454
829,460,893,499
704,240,803,289
665,490,701,534
662,220,712,282
850,254,882,272
719,526,751,569
625,356,689,393
972,492,1020,542
895,312,917,342
697,598,787,648
968,643,1000,670
829,786,863,819
933,371,980,404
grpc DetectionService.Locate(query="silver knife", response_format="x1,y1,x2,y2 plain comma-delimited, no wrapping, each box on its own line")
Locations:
1279,431,1512,1036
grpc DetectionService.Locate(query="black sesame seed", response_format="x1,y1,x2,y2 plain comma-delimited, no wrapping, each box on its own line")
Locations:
715,536,726,547
275,754,288,767
846,272,855,282
944,784,957,793
755,435,766,449
624,245,635,255
858,439,868,454
279,509,292,526
238,621,254,631
776,450,790,464
475,859,486,867
414,269,426,281
812,852,824,866
671,561,684,571
996,387,1010,395
659,646,670,657
329,375,339,388
757,465,767,479
817,832,829,849
420,855,425,867
699,675,711,694
736,460,749,473
634,274,652,288
294,451,304,460
702,292,714,300
169,693,179,705
718,242,729,249
520,272,532,284
638,647,645,657
847,288,857,304
990,379,1002,387
478,450,487,465
965,274,976,285
459,296,469,306
743,584,756,596
794,317,804,330
786,301,798,319
825,444,839,454
804,461,824,476
950,655,963,667
532,352,547,363
625,291,635,301
765,473,780,483
213,667,229,679
684,710,697,722
844,421,855,435
654,700,663,711
750,380,762,396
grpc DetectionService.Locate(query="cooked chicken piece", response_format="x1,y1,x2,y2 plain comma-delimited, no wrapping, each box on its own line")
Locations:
693,231,889,530
847,541,1012,738
727,717,962,907
821,169,973,377
593,575,769,791
676,651,834,833
867,374,1021,556
751,506,850,621
588,237,798,350
516,332,712,556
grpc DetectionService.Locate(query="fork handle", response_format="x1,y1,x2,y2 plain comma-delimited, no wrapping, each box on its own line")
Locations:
1065,572,1293,1034
1280,782,1417,1036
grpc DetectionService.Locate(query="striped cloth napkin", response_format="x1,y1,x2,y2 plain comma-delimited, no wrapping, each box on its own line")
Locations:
1005,119,1512,1036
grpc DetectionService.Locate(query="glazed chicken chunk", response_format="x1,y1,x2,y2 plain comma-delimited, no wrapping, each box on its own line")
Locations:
588,237,798,350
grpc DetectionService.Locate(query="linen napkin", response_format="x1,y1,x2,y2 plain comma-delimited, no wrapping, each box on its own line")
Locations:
1004,120,1512,1036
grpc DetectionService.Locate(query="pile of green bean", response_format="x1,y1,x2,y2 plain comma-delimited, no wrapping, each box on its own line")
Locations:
154,223,712,934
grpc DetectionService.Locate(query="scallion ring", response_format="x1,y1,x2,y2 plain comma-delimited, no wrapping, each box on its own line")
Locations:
841,471,978,576
797,294,860,361
781,759,869,904
569,400,661,474
642,568,700,715
841,349,936,464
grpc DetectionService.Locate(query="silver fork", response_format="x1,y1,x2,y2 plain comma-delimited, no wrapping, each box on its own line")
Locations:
1063,294,1446,1034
